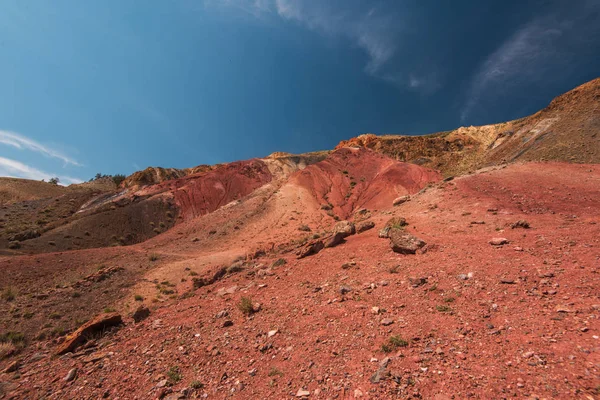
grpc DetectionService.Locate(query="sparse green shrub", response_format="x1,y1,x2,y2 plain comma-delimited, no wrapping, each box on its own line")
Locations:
103,307,116,313
382,335,408,353
268,367,283,377
388,265,400,274
48,312,62,320
71,292,81,298
134,294,143,301
8,241,20,249
298,224,311,232
436,305,451,312
238,296,254,315
159,222,166,228
189,380,203,389
272,258,287,267
444,297,455,303
167,366,182,383
149,254,159,262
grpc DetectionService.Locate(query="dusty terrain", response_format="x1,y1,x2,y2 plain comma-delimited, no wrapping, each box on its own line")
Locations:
0,79,599,399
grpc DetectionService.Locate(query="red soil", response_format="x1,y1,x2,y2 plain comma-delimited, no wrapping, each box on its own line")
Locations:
136,159,273,221
289,147,441,218
1,161,598,399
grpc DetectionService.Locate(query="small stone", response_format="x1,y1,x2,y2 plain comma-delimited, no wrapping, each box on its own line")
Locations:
393,195,410,206
371,307,380,315
296,388,310,397
408,277,428,287
339,286,352,295
380,318,394,326
489,238,509,246
522,351,534,359
3,361,19,373
64,368,78,382
222,320,234,327
268,329,278,337
457,274,468,281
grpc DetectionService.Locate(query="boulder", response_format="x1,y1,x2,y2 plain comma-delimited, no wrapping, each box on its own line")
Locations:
333,220,356,237
356,220,375,233
297,240,324,259
389,230,426,254
55,312,122,355
392,195,410,206
323,232,346,248
489,238,509,246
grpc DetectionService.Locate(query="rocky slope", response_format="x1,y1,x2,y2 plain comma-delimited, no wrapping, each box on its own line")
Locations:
337,78,600,176
0,78,599,399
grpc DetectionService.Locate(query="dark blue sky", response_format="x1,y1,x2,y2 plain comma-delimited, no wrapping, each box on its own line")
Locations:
0,0,599,184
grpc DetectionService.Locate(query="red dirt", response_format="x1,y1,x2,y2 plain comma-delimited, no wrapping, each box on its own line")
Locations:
1,161,598,399
289,147,441,219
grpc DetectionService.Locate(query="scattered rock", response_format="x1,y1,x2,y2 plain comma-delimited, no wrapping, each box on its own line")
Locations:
511,220,530,229
339,286,352,295
370,357,390,383
323,232,345,248
55,312,123,355
222,320,234,327
132,306,150,323
297,240,324,258
268,329,278,337
356,220,375,233
3,361,19,373
393,195,410,206
390,230,426,254
64,368,78,382
380,318,394,326
489,238,509,246
409,277,428,287
296,388,310,397
500,278,515,284
333,220,356,237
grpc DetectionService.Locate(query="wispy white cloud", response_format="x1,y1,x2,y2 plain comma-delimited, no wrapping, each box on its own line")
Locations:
204,0,434,91
0,156,83,185
0,130,81,166
461,2,600,122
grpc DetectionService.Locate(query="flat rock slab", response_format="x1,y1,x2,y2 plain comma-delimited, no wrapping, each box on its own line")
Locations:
55,312,122,355
389,230,426,254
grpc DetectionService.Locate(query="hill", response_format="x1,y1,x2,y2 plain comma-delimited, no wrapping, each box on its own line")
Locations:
0,78,598,399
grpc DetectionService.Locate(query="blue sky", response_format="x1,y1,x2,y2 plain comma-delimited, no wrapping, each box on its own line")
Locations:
0,0,599,184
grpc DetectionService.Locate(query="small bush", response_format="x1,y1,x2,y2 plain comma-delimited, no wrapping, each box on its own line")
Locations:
71,292,81,298
103,307,116,313
159,222,166,228
0,331,24,345
268,367,283,377
134,294,143,301
149,254,159,262
382,335,408,353
272,258,287,267
1,287,16,302
298,224,311,232
7,241,20,249
48,241,56,246
167,366,182,383
0,342,16,359
238,296,254,315
444,297,455,303
189,380,203,389
48,312,62,320
436,305,451,313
